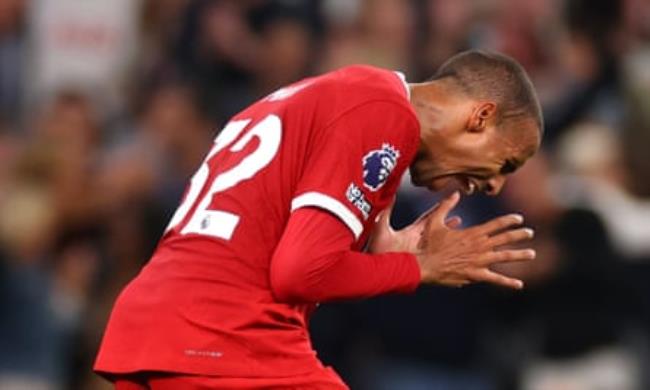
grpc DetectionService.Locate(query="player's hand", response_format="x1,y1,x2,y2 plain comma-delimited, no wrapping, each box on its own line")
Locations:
416,192,535,289
367,198,462,254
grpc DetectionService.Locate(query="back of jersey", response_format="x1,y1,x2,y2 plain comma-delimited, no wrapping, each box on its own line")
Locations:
158,64,413,299
94,65,417,378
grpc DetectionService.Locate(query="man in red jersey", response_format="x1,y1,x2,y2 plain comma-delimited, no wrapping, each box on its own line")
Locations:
95,50,542,389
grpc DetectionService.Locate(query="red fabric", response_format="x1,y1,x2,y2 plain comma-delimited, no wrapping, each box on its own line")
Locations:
271,208,420,303
113,369,348,390
291,97,419,248
95,65,420,380
114,375,147,390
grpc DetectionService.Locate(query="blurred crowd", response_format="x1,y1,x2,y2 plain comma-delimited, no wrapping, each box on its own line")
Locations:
0,0,649,389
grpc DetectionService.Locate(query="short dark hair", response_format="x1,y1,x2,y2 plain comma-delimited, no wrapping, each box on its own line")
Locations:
431,50,544,134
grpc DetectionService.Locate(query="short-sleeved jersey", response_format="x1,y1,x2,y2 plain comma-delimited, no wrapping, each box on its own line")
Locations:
95,65,420,379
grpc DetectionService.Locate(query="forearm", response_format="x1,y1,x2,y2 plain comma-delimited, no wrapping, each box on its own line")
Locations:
270,208,420,303
272,248,420,303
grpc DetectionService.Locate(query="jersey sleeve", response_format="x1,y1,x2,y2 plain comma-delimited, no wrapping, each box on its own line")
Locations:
270,207,421,303
292,100,419,242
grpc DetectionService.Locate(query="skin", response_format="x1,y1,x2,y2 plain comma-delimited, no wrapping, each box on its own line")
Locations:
408,79,541,196
369,79,542,290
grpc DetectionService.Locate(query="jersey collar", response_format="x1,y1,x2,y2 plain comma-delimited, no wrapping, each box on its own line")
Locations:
394,71,410,101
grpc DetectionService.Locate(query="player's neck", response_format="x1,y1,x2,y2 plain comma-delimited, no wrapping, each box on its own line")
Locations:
409,82,447,126
409,81,466,150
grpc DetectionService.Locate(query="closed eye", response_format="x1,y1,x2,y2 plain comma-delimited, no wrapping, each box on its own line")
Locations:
500,159,520,175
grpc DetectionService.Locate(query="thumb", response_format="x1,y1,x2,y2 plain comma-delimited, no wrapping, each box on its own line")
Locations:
376,197,396,229
368,198,396,253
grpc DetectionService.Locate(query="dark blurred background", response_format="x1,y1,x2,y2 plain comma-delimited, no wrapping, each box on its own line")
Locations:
0,0,649,389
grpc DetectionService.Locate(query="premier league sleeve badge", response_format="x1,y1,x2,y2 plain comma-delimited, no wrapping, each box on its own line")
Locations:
362,143,400,192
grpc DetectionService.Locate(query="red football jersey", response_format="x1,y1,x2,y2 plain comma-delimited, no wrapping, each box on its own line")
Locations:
95,65,420,380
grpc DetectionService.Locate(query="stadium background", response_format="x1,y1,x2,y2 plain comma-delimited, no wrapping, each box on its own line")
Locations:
1,0,649,389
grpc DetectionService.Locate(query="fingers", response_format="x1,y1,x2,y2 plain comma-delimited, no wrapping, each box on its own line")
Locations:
471,269,524,290
473,213,524,236
445,216,462,229
482,248,536,265
487,227,534,248
431,191,460,224
411,204,438,228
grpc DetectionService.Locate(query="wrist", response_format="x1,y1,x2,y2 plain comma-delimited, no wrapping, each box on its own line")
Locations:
414,253,430,283
369,234,403,254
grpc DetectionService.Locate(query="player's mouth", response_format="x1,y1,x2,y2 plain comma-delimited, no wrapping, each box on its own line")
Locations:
465,180,477,195
426,174,482,195
458,176,482,195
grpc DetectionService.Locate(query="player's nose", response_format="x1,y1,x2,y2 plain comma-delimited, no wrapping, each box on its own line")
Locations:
485,175,506,196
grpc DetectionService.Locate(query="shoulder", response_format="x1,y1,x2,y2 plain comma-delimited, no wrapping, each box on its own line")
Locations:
263,65,412,120
315,65,416,130
322,65,411,102
321,98,420,171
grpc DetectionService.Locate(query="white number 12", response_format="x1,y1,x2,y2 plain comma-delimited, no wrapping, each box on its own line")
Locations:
165,115,282,240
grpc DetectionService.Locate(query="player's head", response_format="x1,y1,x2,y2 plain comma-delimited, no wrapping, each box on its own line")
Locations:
409,50,543,196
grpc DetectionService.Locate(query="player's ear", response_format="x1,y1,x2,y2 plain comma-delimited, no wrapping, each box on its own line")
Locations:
467,102,497,133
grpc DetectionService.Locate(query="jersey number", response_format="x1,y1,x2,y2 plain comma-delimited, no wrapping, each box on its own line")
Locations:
165,115,282,240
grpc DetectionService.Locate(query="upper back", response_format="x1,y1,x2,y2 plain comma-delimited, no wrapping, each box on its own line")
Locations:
152,65,417,291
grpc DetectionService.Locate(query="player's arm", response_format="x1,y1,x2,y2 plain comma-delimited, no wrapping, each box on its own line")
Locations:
270,100,424,303
270,207,420,303
270,192,536,303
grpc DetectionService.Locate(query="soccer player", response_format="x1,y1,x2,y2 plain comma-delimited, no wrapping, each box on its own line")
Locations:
95,50,542,389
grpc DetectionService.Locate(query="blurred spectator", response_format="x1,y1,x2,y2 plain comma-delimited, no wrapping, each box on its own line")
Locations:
137,0,190,75
0,0,26,126
554,121,650,258
541,0,627,145
27,0,141,116
621,57,650,198
321,0,414,73
0,89,105,390
415,0,475,77
31,91,103,232
100,81,211,212
254,10,313,92
489,152,642,389
170,0,320,122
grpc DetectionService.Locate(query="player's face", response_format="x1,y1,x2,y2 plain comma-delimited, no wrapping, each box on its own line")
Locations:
410,105,540,196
